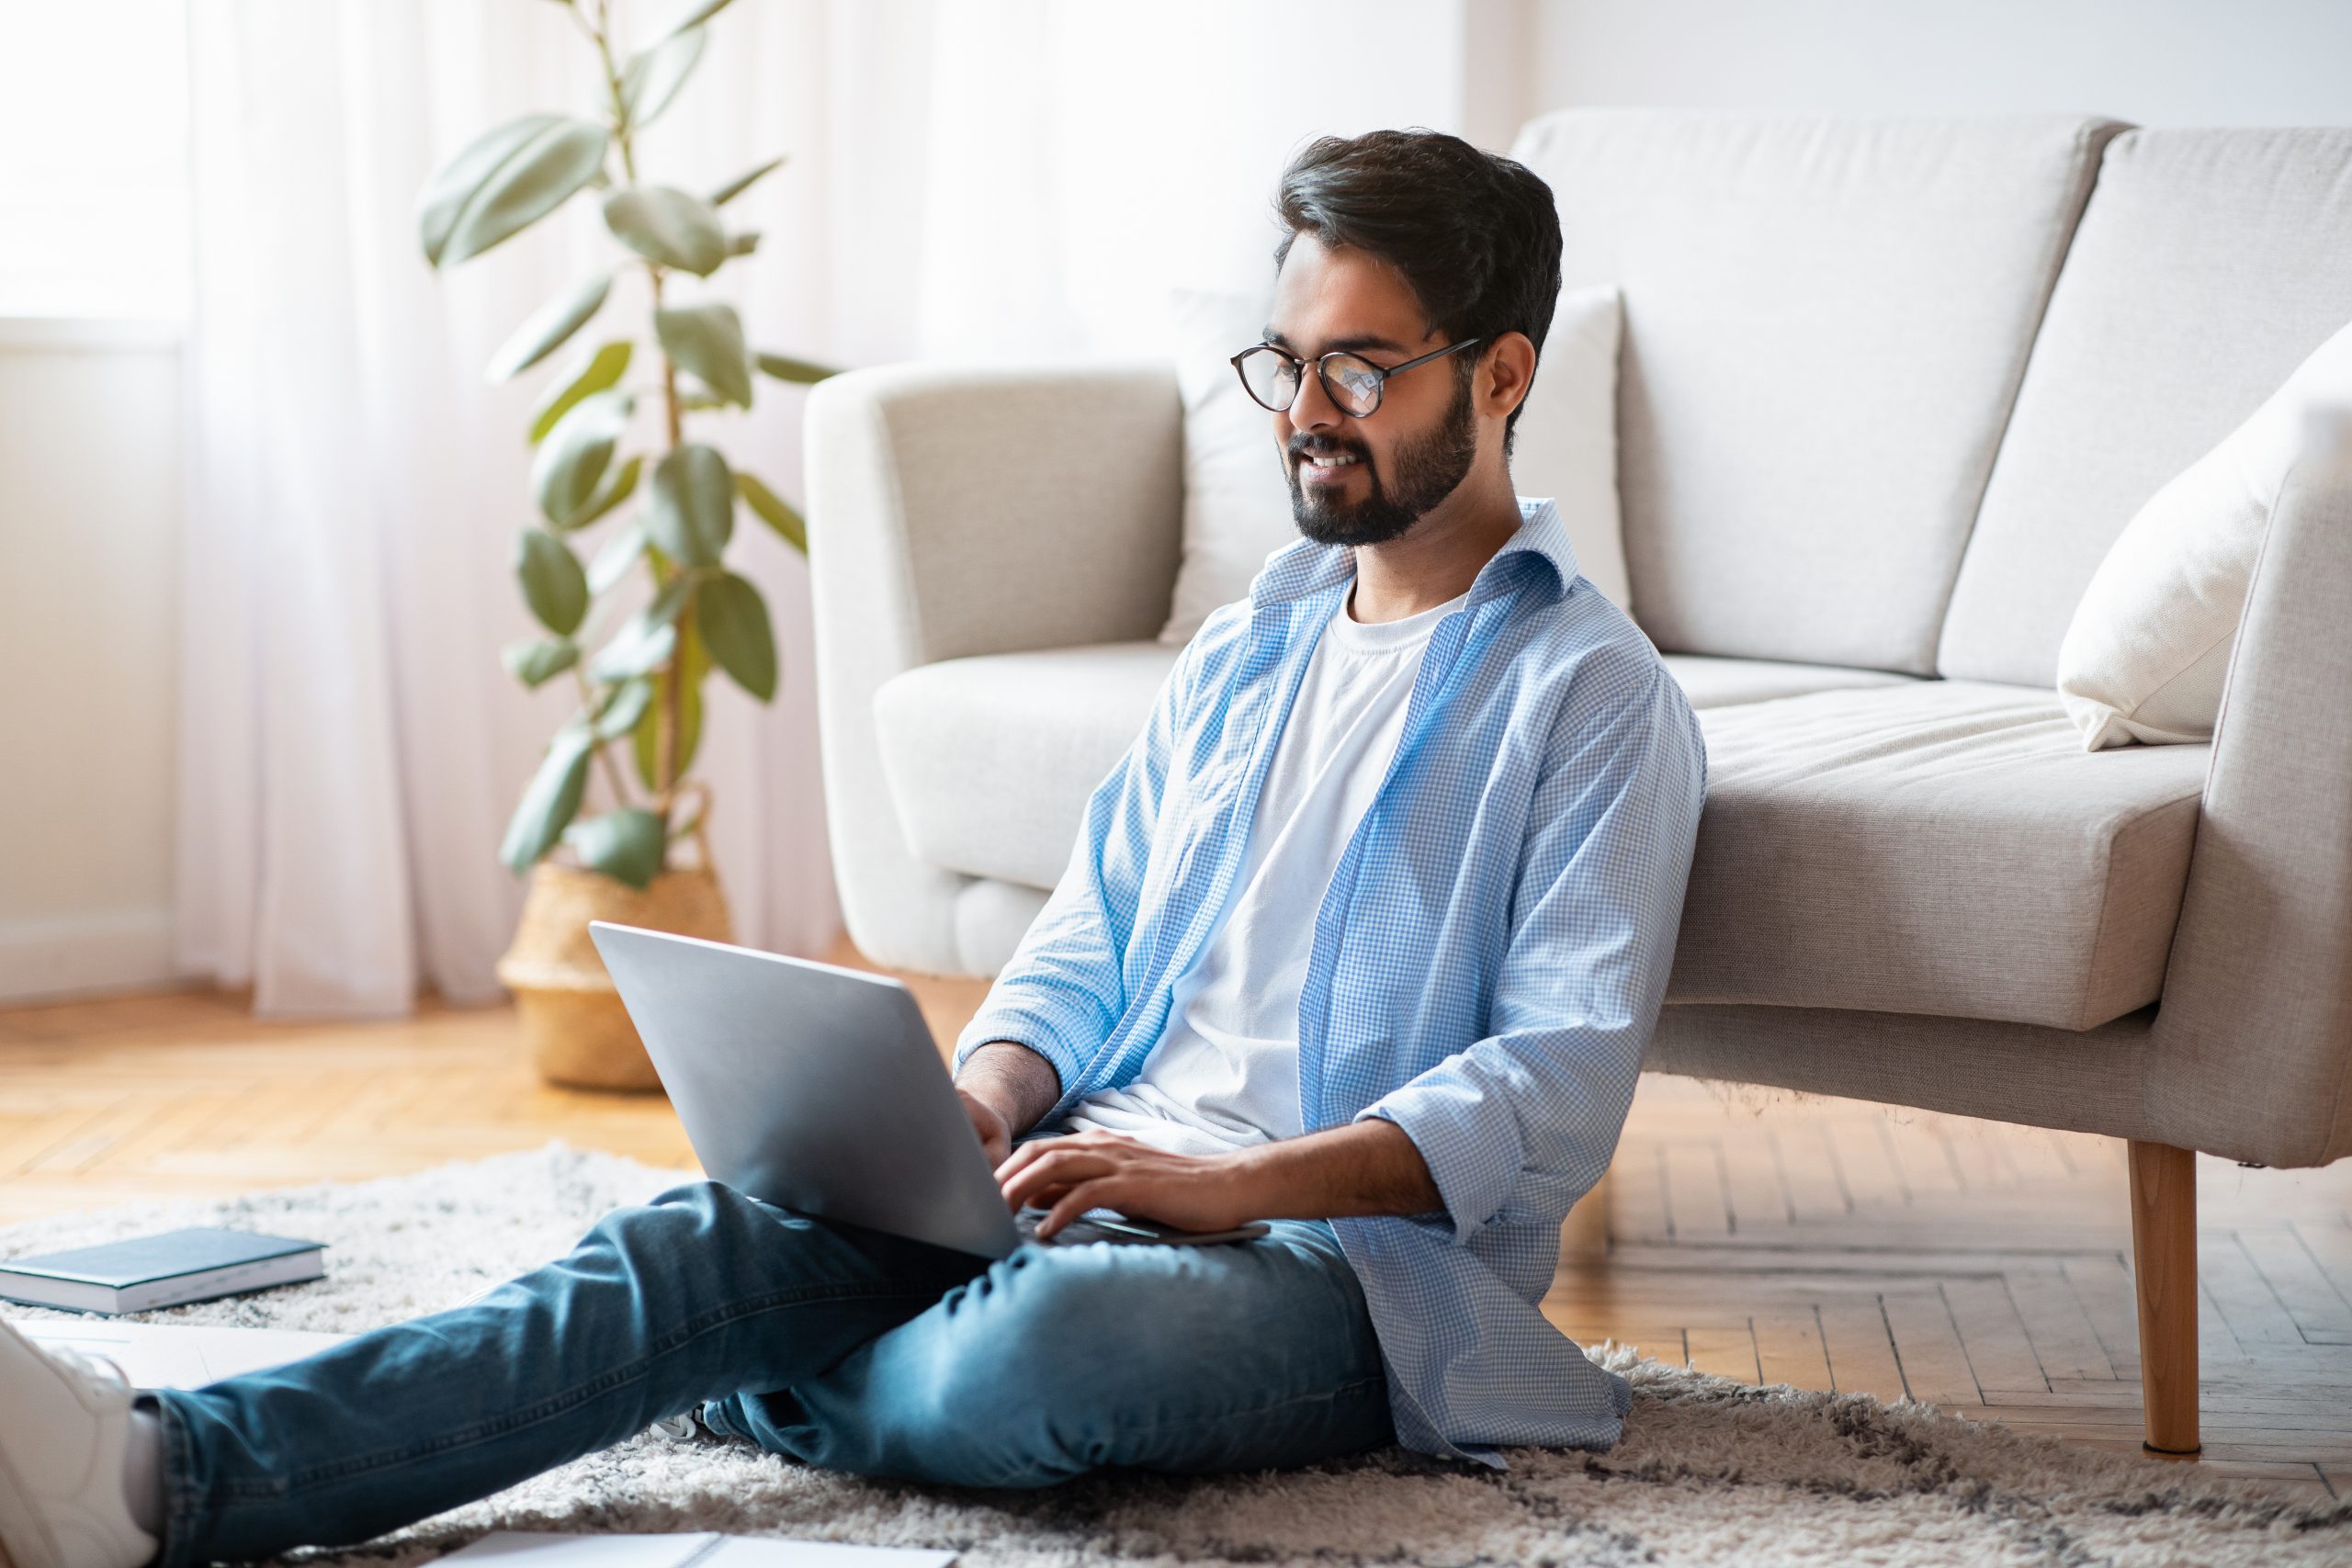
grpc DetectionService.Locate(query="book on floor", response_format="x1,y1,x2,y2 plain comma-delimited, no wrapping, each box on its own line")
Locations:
0,1227,327,1314
442,1532,956,1568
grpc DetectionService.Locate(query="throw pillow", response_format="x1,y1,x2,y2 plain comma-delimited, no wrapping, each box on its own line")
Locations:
2057,317,2352,750
1157,284,1629,646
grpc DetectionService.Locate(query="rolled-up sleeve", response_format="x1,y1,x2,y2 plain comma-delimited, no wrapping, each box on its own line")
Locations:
951,638,1197,1093
1354,662,1708,1246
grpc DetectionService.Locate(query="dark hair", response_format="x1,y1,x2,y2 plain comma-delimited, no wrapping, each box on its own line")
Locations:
1272,129,1563,459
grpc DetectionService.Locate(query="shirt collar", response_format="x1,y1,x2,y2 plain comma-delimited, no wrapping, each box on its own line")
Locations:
1246,497,1582,615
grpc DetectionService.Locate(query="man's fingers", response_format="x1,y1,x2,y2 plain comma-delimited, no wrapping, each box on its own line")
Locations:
1039,1178,1117,1239
995,1132,1142,1186
1000,1147,1115,1213
993,1138,1057,1182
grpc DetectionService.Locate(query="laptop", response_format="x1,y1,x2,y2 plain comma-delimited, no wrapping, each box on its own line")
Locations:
586,921,1271,1258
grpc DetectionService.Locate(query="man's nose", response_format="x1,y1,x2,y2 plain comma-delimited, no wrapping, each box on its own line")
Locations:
1287,364,1347,432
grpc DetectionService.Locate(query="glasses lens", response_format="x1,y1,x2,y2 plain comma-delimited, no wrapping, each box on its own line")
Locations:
1237,348,1298,412
1323,354,1384,416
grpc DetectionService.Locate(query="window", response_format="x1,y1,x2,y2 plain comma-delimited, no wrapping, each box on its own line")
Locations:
0,3,190,319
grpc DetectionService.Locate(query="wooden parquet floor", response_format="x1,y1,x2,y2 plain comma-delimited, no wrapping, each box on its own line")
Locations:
4,946,2348,1507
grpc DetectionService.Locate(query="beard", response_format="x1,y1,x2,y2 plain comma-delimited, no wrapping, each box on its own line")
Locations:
1284,368,1480,547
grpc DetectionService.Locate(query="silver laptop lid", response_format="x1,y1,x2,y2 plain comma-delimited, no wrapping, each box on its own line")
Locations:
586,921,1022,1258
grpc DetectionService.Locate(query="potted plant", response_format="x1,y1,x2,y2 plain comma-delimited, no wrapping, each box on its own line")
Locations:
418,0,833,1089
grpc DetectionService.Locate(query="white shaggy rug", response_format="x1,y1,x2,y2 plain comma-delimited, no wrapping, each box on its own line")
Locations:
3,1145,2346,1568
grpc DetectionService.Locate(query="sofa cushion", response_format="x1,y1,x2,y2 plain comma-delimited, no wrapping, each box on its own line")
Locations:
1508,110,2121,673
876,642,1183,891
877,644,1942,896
1939,127,2352,688
1661,654,1915,709
1671,681,2210,1031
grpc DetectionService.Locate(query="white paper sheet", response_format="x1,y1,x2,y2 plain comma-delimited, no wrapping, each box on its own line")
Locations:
444,1532,956,1568
6,1317,350,1389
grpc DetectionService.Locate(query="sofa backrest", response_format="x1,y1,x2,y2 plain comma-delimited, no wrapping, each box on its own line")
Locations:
1508,110,2120,675
1937,128,2352,687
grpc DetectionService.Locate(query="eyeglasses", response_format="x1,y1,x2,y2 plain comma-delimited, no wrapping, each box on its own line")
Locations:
1229,335,1484,418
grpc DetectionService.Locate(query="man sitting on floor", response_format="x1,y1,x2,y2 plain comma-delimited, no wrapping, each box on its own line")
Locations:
0,127,1706,1568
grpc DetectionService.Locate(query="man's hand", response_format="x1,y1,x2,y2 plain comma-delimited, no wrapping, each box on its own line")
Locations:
997,1117,1448,1239
957,1088,1012,1167
996,1130,1257,1238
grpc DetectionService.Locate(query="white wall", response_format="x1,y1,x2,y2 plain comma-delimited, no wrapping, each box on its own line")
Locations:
0,323,190,1001
1527,0,2352,127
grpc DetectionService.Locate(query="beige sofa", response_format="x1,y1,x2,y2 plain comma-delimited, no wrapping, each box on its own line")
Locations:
803,112,2352,1455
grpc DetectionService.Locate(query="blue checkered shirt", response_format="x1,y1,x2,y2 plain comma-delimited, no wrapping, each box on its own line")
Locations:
954,497,1709,1466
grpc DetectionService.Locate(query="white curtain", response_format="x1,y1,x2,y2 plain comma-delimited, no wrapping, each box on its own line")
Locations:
175,0,1481,1016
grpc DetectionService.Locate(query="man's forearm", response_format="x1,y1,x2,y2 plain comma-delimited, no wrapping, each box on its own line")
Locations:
953,1039,1063,1136
1230,1117,1444,1221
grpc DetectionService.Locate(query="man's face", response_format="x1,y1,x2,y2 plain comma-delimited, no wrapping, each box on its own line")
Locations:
1263,232,1481,547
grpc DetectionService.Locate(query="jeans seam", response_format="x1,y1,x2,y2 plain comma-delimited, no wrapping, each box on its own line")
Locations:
145,1392,201,1568
216,1279,948,1496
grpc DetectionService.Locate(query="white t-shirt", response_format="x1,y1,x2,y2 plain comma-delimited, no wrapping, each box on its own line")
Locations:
1057,581,1470,1156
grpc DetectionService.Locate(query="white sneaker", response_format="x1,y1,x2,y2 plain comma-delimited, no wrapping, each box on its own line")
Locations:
0,1320,159,1568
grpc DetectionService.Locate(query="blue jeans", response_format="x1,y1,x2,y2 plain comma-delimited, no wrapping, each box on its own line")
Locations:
144,1180,1394,1566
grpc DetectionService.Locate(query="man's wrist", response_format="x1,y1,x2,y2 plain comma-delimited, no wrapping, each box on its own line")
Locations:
952,1039,1062,1136
1223,1118,1443,1222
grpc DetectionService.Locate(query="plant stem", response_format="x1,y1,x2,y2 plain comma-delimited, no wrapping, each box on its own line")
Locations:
590,0,688,846
590,0,639,184
571,664,636,810
647,265,689,825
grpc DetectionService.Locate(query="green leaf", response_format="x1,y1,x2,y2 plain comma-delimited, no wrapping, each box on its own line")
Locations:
528,339,632,444
500,727,594,873
644,445,734,567
515,528,590,635
420,114,609,268
651,0,735,42
709,155,785,207
632,621,710,788
735,471,806,552
563,807,668,888
620,25,706,129
590,576,694,682
531,389,632,527
592,676,656,740
724,231,761,257
501,637,578,688
587,519,648,595
488,273,612,382
602,186,726,276
555,454,641,534
754,351,842,385
654,302,752,408
696,570,777,701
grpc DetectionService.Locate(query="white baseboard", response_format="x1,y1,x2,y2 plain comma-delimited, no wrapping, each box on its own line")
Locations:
0,907,201,1005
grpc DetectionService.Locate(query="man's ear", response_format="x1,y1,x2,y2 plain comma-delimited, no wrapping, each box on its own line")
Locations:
1479,331,1538,422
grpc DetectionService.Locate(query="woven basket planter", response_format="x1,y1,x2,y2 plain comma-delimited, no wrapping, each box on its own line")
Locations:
494,861,734,1090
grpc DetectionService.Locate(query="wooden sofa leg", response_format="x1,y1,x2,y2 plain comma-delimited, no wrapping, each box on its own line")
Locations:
2127,1139,2200,1455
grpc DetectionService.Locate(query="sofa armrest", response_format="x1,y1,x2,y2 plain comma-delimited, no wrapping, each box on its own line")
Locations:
2147,410,2352,1168
803,363,1183,975
806,362,1184,666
